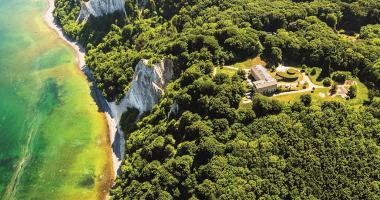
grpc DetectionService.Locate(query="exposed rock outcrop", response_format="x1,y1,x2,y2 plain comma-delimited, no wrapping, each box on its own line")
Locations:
168,102,179,118
109,59,174,121
77,0,126,22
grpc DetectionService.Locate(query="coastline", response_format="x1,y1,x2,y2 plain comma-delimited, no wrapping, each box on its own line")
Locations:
43,0,124,178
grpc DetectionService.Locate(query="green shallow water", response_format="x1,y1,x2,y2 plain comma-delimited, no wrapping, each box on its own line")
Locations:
0,0,113,199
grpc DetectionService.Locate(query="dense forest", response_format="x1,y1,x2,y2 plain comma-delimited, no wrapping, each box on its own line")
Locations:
53,0,380,199
54,0,380,101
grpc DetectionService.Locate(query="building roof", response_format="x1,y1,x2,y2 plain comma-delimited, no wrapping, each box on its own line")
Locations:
251,65,277,89
253,79,277,89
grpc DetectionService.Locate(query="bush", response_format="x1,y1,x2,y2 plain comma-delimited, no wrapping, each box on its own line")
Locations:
301,64,307,72
347,85,357,99
120,107,140,135
303,82,309,89
331,71,351,84
330,83,338,94
311,68,317,75
252,95,283,117
323,78,332,87
300,94,312,106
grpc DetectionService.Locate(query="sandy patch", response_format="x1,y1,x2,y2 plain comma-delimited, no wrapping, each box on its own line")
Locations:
319,93,326,98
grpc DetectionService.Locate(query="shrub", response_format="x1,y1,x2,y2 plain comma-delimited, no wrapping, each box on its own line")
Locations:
300,94,312,106
303,82,309,89
252,95,283,117
323,78,332,87
301,64,307,72
120,107,140,135
347,85,357,99
311,68,317,75
330,83,338,94
331,71,351,84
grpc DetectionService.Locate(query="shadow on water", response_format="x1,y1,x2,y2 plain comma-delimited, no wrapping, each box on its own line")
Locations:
50,8,124,176
78,170,95,189
82,67,123,175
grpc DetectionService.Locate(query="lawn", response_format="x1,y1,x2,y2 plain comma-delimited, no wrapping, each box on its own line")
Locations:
272,79,368,106
272,88,340,104
215,66,238,77
306,67,324,86
233,57,266,70
348,78,369,105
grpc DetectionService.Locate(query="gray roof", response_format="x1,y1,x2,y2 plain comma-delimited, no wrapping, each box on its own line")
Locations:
251,65,277,89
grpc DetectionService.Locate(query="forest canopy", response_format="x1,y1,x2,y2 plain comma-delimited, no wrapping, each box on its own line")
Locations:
54,0,380,101
53,0,380,199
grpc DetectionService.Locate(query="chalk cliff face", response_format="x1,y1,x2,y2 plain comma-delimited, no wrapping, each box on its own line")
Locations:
109,59,174,121
77,0,126,22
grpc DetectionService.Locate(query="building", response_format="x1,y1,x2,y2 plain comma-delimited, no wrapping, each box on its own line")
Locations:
250,65,277,94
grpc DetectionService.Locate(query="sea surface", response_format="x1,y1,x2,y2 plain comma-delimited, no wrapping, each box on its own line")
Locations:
0,0,113,199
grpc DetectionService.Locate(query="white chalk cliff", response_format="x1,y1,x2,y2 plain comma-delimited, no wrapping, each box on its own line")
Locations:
109,59,174,122
77,0,126,22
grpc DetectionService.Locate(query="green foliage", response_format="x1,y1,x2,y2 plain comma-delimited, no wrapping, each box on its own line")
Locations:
56,0,380,100
323,77,333,87
326,13,338,29
347,85,358,99
120,107,140,135
310,68,317,76
54,0,380,199
331,82,338,94
300,94,312,106
252,95,283,117
276,70,299,80
332,71,352,84
112,84,380,199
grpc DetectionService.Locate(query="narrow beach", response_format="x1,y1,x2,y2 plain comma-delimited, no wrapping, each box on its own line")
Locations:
43,0,124,178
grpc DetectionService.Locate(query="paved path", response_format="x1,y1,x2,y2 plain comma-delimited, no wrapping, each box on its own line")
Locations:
273,72,325,97
223,65,239,70
217,65,328,101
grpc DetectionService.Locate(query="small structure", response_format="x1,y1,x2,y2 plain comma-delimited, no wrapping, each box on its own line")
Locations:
250,65,278,94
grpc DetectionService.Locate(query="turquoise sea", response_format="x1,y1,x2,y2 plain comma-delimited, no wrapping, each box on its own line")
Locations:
0,0,113,199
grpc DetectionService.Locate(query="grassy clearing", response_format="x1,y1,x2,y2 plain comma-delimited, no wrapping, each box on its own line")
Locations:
216,67,238,76
272,78,368,106
348,78,368,105
272,88,338,104
306,67,324,86
233,57,266,70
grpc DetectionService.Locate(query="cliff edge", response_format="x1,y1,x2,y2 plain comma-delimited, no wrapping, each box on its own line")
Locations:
109,58,174,122
77,0,126,22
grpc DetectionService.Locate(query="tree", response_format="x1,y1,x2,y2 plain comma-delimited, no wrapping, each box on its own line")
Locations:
347,85,357,99
311,68,317,76
252,95,282,117
271,47,283,67
301,64,307,72
330,83,338,94
326,13,338,30
368,89,377,103
332,71,352,84
323,78,332,87
120,107,140,134
300,94,312,106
